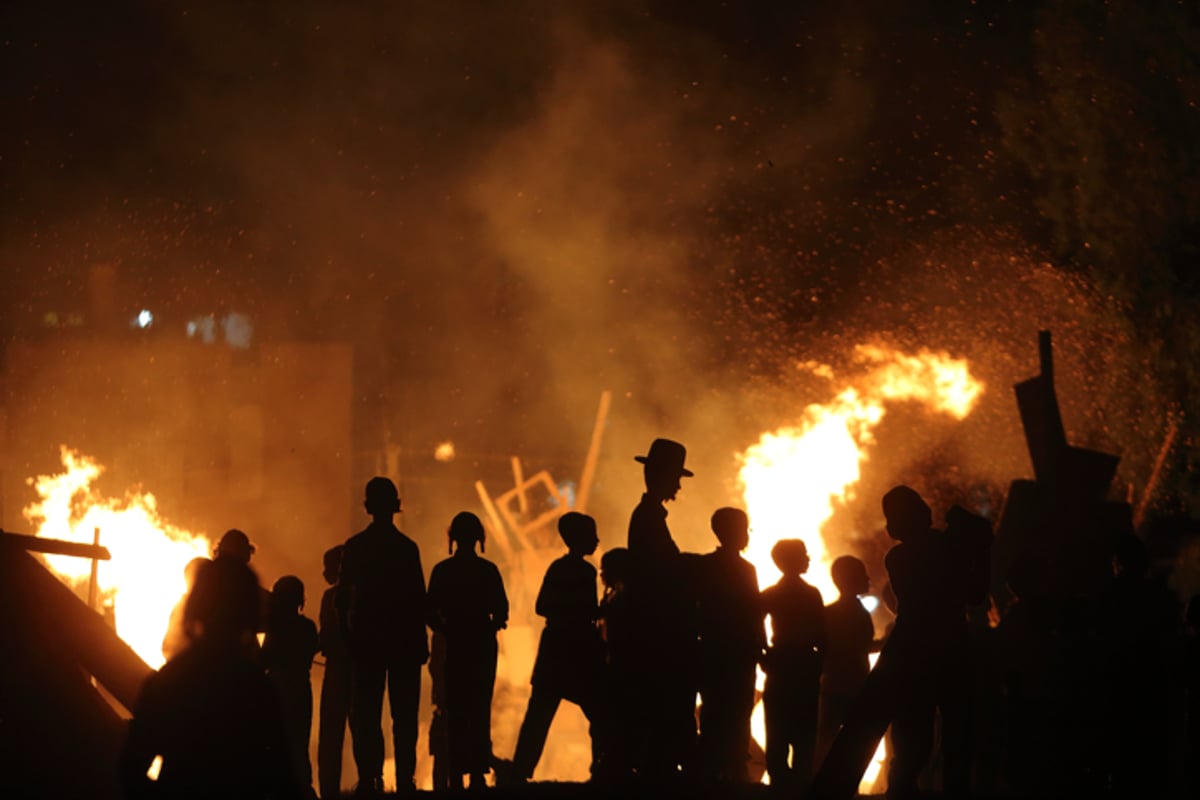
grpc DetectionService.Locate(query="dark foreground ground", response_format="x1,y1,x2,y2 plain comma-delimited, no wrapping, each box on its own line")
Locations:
325,784,1066,800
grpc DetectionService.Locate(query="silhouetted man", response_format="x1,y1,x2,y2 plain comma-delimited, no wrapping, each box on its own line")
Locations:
121,558,299,800
626,437,696,779
881,486,990,800
339,478,428,796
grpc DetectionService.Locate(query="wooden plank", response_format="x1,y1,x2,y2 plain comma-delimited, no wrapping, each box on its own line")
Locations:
0,530,112,560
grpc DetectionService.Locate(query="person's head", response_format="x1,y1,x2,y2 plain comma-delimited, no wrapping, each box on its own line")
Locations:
711,507,750,552
213,529,255,564
271,575,306,614
323,544,345,586
771,539,810,577
831,555,869,597
183,556,209,590
364,477,401,519
558,512,599,556
448,511,485,554
184,558,261,645
600,547,631,590
882,485,932,542
635,438,693,502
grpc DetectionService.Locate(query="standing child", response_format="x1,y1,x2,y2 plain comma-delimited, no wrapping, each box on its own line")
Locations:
598,546,634,778
262,575,320,797
427,512,509,789
819,555,876,754
510,512,608,782
317,546,351,800
760,539,826,791
696,507,764,783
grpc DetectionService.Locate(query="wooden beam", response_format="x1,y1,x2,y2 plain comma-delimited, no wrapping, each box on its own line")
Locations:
576,390,612,514
0,530,112,560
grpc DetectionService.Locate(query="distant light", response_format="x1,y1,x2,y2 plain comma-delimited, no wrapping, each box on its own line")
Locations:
861,595,880,613
135,309,154,329
147,755,163,781
434,442,456,462
222,312,253,349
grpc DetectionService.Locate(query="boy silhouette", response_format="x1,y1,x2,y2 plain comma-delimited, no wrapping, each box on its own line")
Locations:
262,575,320,796
760,538,826,791
317,545,351,800
427,512,509,789
881,486,989,800
598,547,635,777
338,478,428,796
819,556,875,753
510,512,608,782
695,507,764,783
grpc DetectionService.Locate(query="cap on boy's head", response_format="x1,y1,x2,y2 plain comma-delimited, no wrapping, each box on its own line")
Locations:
771,538,810,575
831,555,868,594
558,511,597,548
448,511,486,552
364,477,401,516
600,547,631,582
214,529,255,564
710,507,749,547
272,575,305,609
882,485,932,540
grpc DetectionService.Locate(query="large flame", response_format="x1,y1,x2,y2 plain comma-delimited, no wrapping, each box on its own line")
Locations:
738,344,983,789
24,447,212,668
739,344,983,599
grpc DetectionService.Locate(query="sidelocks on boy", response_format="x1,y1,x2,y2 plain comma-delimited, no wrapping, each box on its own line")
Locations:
508,512,611,783
695,507,765,783
761,538,827,792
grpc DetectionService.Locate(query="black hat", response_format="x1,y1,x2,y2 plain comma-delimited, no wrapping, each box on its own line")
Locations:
634,438,694,477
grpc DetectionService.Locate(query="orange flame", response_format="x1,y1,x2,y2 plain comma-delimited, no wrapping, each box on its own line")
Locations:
24,447,212,668
739,345,982,599
738,345,983,788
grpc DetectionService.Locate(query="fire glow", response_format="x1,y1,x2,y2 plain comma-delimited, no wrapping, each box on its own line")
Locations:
24,447,212,669
737,344,983,788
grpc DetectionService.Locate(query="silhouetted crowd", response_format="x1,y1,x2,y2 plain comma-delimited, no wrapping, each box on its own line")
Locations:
117,438,1200,800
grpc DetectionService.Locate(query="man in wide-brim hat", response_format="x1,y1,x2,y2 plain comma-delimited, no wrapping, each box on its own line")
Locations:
625,438,697,779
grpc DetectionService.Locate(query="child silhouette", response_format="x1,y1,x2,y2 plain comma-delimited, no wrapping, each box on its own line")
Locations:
427,512,509,789
760,538,826,791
